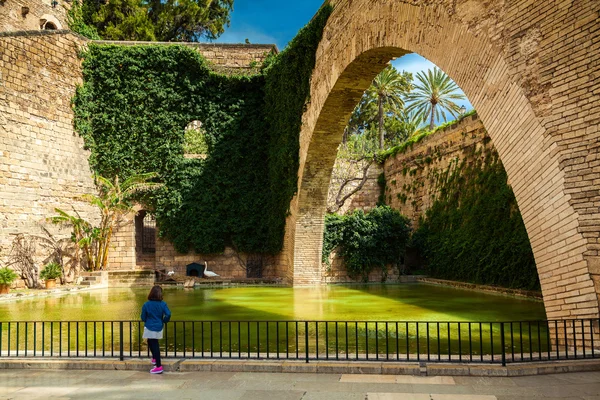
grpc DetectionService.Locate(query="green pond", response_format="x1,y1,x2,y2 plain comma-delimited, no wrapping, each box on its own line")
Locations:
0,283,544,322
0,284,549,359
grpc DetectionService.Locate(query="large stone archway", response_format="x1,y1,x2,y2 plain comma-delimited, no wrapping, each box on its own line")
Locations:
282,0,600,320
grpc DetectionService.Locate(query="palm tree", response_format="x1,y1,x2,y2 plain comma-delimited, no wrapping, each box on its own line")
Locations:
406,67,466,131
50,173,162,271
362,65,412,149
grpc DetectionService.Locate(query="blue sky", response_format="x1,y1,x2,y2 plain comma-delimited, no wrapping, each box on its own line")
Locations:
213,0,473,117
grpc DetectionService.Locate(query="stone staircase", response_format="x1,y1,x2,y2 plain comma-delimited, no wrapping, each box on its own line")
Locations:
108,270,155,287
79,271,108,288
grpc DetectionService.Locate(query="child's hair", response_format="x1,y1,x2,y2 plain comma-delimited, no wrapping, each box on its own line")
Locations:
148,285,163,301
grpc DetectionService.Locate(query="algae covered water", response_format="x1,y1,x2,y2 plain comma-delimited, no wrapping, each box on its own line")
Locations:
0,284,547,358
0,283,545,322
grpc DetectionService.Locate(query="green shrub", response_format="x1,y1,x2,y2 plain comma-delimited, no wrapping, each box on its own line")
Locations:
0,267,18,285
323,206,411,280
40,262,62,280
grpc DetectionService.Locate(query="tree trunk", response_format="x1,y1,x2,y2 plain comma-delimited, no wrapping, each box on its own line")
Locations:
378,95,384,149
429,104,436,131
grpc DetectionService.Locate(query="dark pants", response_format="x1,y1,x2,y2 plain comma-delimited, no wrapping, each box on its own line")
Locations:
148,339,161,367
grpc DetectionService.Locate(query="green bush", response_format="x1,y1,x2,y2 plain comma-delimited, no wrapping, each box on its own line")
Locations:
323,206,411,280
0,267,18,285
40,262,62,280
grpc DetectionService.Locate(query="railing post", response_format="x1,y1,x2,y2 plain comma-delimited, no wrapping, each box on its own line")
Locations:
119,321,124,361
305,321,309,363
500,322,506,367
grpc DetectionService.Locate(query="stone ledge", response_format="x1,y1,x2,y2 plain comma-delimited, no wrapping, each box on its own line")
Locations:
1,358,599,376
417,278,543,300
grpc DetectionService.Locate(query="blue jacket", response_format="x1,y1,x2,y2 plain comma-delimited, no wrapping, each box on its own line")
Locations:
141,300,171,332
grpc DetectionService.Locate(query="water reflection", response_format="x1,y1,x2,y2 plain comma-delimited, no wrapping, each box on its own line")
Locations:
0,284,545,323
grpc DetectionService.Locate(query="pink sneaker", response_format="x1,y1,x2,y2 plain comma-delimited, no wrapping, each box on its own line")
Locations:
151,359,156,365
150,366,163,374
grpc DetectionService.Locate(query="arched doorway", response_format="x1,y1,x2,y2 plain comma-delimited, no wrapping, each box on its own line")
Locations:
135,210,156,268
282,0,600,320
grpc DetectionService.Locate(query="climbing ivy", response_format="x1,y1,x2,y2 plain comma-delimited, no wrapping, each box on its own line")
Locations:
413,148,540,290
323,206,411,280
262,3,333,247
73,4,333,255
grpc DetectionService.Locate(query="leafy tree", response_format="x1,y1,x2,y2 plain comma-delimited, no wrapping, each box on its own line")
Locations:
383,110,425,146
83,0,233,42
406,67,466,131
50,174,161,271
148,0,234,42
67,0,101,40
361,66,412,149
91,0,156,41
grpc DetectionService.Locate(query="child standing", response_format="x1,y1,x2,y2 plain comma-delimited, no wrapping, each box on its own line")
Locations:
141,285,171,374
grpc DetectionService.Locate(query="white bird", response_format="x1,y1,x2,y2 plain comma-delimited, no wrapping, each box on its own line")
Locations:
167,270,175,276
203,261,219,277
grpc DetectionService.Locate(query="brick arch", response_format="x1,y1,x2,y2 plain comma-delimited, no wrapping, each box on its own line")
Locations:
282,0,600,320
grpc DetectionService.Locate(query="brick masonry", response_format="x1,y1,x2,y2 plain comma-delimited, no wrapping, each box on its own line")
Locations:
0,31,276,274
384,114,489,226
0,0,69,33
0,31,98,266
92,40,277,70
285,0,600,321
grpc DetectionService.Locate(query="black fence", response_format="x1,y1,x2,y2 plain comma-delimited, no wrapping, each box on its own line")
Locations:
0,319,598,366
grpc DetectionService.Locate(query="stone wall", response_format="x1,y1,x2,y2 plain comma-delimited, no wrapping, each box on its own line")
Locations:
323,250,399,284
384,114,488,226
327,158,381,215
0,0,69,33
0,30,278,278
324,114,488,283
93,40,277,70
154,240,279,280
0,31,98,267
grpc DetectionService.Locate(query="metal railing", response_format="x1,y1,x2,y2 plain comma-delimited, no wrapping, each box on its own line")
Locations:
0,319,598,366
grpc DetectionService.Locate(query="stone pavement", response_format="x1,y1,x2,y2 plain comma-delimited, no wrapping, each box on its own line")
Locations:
0,368,599,399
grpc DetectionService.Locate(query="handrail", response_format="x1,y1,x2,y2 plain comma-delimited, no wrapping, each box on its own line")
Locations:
0,319,597,366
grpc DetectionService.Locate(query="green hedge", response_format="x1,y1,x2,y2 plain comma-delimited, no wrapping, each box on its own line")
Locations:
73,5,333,254
413,149,540,290
323,206,411,280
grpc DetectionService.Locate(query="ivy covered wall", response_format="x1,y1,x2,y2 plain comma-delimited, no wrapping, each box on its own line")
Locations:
73,5,333,256
382,115,539,290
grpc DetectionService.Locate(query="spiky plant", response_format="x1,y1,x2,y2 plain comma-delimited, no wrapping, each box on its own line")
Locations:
406,67,466,131
362,65,412,149
50,173,162,271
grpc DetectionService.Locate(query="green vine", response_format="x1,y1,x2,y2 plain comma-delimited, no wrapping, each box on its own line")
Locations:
413,148,539,290
72,5,334,255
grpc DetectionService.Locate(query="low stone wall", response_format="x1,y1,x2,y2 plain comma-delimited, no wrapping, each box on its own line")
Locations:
323,250,400,283
108,270,155,288
154,239,279,280
2,358,600,377
417,277,543,300
92,40,277,70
